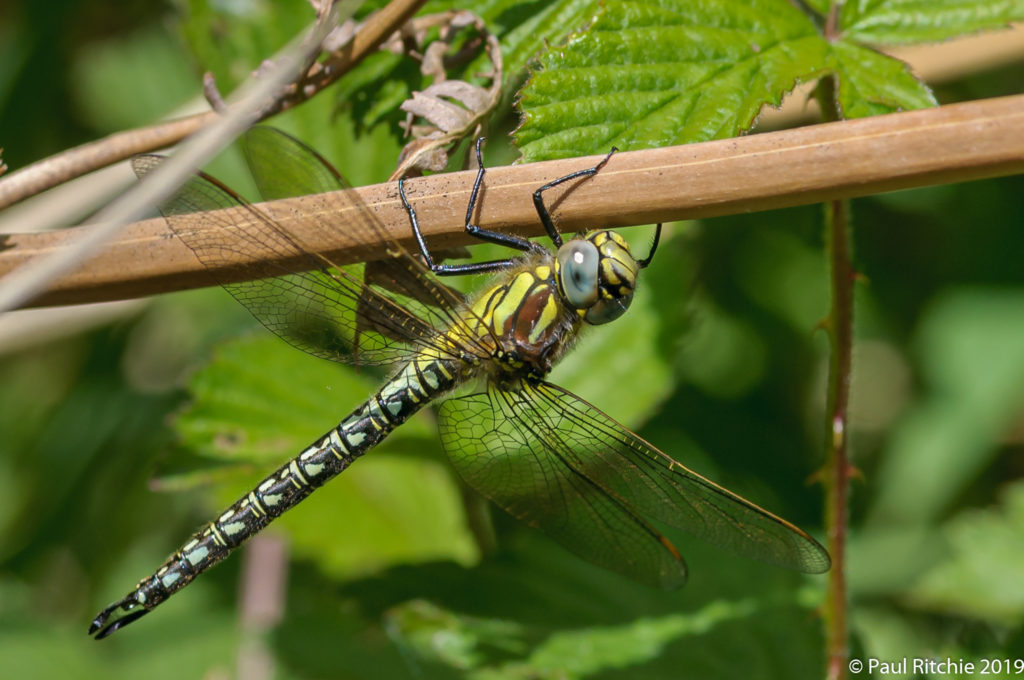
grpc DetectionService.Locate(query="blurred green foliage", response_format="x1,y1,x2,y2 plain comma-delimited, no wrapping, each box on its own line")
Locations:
1,0,1024,678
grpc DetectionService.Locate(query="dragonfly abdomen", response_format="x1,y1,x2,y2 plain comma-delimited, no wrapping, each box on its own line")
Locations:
90,355,460,639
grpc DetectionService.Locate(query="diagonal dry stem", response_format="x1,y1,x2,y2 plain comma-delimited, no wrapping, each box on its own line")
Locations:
2,94,1024,308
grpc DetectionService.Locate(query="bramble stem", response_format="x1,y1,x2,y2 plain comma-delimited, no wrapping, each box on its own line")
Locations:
818,72,854,680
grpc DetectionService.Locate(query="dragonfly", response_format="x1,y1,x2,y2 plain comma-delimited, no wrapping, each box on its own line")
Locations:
90,127,830,639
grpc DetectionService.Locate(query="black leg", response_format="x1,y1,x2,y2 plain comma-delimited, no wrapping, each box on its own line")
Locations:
400,138,541,277
637,223,663,269
459,138,540,252
533,147,617,247
400,175,519,277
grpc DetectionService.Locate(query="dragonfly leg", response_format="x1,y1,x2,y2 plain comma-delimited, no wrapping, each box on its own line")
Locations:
460,138,542,252
636,223,664,269
399,138,541,277
533,147,617,247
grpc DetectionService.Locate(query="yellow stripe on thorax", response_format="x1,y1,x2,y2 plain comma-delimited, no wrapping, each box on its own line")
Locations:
488,271,537,334
528,291,560,344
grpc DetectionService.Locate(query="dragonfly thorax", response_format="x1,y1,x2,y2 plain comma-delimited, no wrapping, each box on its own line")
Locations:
466,255,582,381
556,230,639,326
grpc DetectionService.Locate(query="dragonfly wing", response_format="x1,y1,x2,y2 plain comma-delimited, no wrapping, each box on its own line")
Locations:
439,387,688,589
244,126,469,316
527,382,832,574
243,125,350,199
133,130,472,367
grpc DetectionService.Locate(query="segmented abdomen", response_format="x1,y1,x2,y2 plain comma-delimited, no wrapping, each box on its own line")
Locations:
123,354,460,612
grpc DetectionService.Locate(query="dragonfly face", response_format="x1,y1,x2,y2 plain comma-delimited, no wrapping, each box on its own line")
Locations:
89,127,829,640
556,230,640,326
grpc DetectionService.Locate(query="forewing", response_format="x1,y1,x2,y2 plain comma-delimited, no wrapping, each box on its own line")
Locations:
528,383,832,574
244,125,349,200
439,387,688,589
133,128,473,367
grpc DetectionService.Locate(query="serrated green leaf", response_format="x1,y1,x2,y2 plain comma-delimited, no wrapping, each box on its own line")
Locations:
331,0,606,133
521,600,758,676
908,482,1024,626
830,40,936,118
516,0,832,161
491,0,603,80
841,0,1024,45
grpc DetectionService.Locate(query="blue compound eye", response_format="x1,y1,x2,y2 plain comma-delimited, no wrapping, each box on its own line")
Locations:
557,239,600,309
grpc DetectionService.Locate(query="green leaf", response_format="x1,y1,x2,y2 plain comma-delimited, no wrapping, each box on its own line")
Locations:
841,0,1024,45
180,0,316,92
516,0,832,161
909,482,1024,626
173,334,477,577
244,450,479,578
175,334,405,463
830,41,936,118
488,0,604,82
277,530,826,679
330,49,412,131
70,25,197,131
332,0,606,132
803,0,833,15
867,289,1024,525
518,599,759,677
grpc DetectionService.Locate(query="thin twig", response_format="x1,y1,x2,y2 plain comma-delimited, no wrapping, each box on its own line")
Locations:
0,3,345,313
236,535,289,680
3,93,1024,308
0,0,429,211
0,117,216,211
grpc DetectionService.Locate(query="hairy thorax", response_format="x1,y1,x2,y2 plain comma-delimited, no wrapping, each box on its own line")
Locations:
453,251,582,388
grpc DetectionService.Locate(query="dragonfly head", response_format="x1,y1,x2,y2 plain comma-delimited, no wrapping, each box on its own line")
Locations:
556,230,642,325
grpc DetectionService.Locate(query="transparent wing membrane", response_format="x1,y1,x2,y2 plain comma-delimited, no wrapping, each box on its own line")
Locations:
439,387,689,589
440,383,830,586
133,129,479,367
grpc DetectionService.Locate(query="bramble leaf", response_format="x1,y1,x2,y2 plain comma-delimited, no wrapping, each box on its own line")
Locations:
841,0,1024,45
516,0,832,161
830,41,936,118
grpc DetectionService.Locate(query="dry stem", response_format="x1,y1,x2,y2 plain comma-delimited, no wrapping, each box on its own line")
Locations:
3,94,1024,308
0,0,428,211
